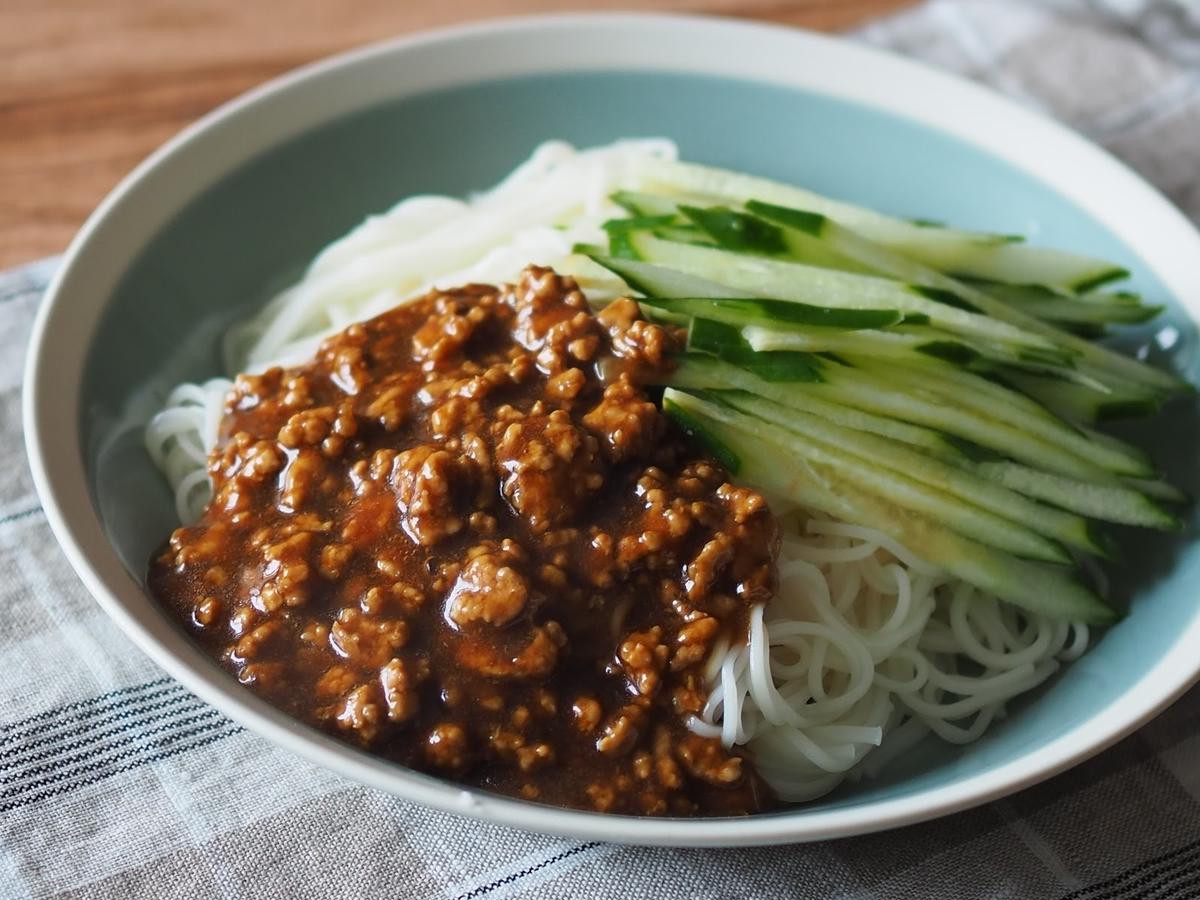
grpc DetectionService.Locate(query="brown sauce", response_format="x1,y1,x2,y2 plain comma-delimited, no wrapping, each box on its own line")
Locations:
149,266,781,816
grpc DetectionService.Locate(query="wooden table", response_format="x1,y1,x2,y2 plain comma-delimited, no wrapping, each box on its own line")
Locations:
0,0,914,269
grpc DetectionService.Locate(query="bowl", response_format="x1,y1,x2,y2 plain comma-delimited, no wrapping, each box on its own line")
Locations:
23,12,1200,846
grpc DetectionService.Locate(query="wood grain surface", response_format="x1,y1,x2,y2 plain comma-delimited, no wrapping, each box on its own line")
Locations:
0,0,915,269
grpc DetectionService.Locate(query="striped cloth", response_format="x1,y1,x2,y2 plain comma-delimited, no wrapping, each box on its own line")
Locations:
4,1,1200,897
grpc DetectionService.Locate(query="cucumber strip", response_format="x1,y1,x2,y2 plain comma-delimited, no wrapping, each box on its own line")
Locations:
603,214,680,233
650,296,902,330
670,356,1178,530
588,254,749,300
629,158,1016,247
636,301,693,327
571,242,609,257
988,292,1162,326
677,205,787,254
685,321,823,383
664,389,1117,624
976,462,1181,529
668,354,963,457
612,203,877,274
612,189,706,218
747,322,1114,391
1123,477,1189,505
742,322,1060,372
746,196,1125,291
744,201,1184,394
743,323,981,362
719,390,1103,558
971,281,1144,307
1033,316,1188,394
844,356,1154,477
1006,372,1162,423
691,391,1069,562
671,352,1114,479
889,238,1126,293
653,226,717,246
804,364,1114,480
661,399,743,473
617,235,1060,353
629,158,1127,290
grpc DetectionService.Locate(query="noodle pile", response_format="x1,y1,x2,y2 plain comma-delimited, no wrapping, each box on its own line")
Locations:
145,140,1090,802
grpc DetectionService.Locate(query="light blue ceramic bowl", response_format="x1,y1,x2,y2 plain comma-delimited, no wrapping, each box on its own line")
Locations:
24,14,1200,845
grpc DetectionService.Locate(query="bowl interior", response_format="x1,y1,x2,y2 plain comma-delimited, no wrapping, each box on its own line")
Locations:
81,69,1200,816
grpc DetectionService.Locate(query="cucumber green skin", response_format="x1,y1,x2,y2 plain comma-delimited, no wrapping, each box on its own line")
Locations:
661,400,742,473
1001,296,1162,326
678,205,788,254
684,322,822,383
664,389,1117,625
652,296,901,330
713,199,1185,394
1124,477,1189,505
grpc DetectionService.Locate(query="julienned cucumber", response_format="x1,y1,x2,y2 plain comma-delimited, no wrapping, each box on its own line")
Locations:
616,199,1183,396
594,168,1192,625
613,234,1062,354
1006,372,1162,423
742,323,1039,372
683,320,822,383
976,283,1163,326
662,389,1118,625
740,200,1180,394
668,354,1172,530
748,197,1127,294
697,392,1072,562
628,157,1125,290
649,296,902,330
718,389,1106,559
841,357,1154,477
974,462,1180,530
668,353,961,457
629,158,1015,246
800,363,1125,480
671,352,1110,479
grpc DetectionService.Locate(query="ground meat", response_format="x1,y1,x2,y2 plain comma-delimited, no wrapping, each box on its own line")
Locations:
150,265,778,817
389,444,478,546
445,542,531,628
494,412,603,532
583,377,664,463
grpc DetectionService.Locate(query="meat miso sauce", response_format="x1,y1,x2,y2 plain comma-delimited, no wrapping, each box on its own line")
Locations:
149,266,782,816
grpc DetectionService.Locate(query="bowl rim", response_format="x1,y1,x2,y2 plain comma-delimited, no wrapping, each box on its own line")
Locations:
22,11,1200,847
